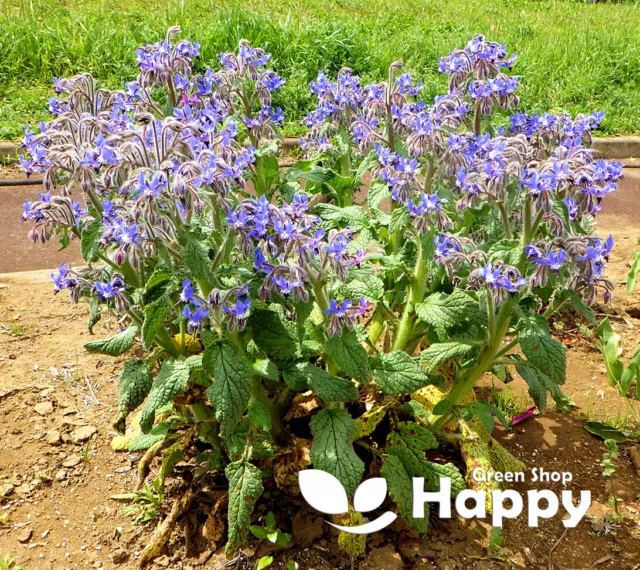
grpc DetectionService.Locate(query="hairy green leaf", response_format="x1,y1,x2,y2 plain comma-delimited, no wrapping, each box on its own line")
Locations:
415,291,477,329
179,231,213,283
419,341,476,373
389,207,410,234
248,400,271,432
381,454,428,533
204,342,253,439
248,307,300,361
84,325,138,356
520,328,566,385
140,359,190,433
315,204,369,230
80,219,102,263
371,351,434,394
515,362,563,410
115,359,153,431
367,180,391,209
345,277,385,302
326,330,370,382
286,362,357,402
142,301,168,350
225,460,264,556
251,357,279,381
310,408,364,497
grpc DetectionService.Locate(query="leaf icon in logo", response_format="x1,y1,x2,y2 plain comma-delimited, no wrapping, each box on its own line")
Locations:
353,477,387,513
299,469,349,515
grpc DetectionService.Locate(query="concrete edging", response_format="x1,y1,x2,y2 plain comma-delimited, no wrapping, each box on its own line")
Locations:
3,136,640,161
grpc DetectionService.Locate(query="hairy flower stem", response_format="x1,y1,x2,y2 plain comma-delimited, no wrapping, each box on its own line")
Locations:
428,301,513,432
473,105,482,136
167,75,178,109
86,187,104,215
312,281,340,375
392,239,427,353
368,311,385,345
497,202,513,240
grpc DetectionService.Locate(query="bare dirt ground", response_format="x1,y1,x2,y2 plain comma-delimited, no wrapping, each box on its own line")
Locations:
1,166,640,570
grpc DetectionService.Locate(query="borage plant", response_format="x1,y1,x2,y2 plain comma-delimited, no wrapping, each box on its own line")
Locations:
20,28,621,561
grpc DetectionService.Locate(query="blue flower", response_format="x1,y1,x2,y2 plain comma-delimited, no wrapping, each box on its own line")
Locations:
180,279,195,303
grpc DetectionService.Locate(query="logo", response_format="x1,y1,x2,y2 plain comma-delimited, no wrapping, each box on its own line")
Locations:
299,470,397,533
299,469,591,534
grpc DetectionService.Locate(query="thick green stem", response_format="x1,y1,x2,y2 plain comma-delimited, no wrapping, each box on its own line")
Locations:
368,311,385,345
497,202,513,240
313,281,340,374
393,239,427,353
474,105,482,136
428,301,513,431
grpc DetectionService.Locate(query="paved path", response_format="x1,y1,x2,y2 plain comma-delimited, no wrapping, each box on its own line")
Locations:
1,169,639,274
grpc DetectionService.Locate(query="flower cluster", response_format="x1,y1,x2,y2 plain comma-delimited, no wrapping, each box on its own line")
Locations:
229,194,368,298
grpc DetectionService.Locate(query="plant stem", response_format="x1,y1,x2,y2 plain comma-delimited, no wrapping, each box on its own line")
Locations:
393,238,427,353
252,379,287,446
497,201,513,239
474,104,482,135
368,311,385,345
427,301,513,431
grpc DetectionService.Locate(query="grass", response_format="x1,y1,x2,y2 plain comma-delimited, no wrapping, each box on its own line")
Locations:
0,0,639,140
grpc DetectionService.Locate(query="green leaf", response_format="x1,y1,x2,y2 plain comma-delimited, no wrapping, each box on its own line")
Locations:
389,207,410,234
381,454,428,533
251,357,279,381
248,400,271,432
584,421,631,443
285,363,357,402
627,251,640,293
432,399,452,416
250,526,269,539
128,423,170,451
326,330,370,383
257,556,274,570
179,231,213,283
145,267,172,293
315,204,369,230
84,325,138,356
367,180,391,209
140,359,191,433
142,301,168,350
520,328,566,385
421,461,466,495
345,277,384,303
515,361,563,410
225,460,264,556
248,307,300,362
287,166,335,185
415,291,477,330
88,297,101,334
160,441,185,484
114,359,153,430
487,239,523,266
595,318,624,386
387,422,464,494
387,422,438,478
81,220,102,263
371,351,434,394
419,342,476,373
310,408,364,497
204,342,253,439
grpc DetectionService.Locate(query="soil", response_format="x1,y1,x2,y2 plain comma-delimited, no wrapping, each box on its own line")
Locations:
1,166,640,569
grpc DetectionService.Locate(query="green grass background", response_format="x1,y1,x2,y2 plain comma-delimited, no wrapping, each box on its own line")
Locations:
1,0,639,140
